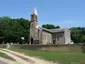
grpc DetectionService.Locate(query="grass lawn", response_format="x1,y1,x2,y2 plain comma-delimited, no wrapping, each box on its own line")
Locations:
10,49,85,64
0,52,15,61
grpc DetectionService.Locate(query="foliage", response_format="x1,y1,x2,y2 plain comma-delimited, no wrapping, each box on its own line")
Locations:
70,27,85,43
42,24,60,29
0,16,30,44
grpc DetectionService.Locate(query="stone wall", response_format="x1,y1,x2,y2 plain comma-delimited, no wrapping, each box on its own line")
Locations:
52,32,65,44
0,44,6,48
10,44,85,53
42,31,52,44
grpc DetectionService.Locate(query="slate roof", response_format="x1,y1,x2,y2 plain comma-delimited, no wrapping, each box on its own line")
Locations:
38,27,65,33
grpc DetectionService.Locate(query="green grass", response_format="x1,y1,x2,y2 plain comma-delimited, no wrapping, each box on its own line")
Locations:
0,52,15,61
10,49,85,64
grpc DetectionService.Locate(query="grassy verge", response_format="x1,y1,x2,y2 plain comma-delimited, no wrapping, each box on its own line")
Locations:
10,49,85,64
0,52,15,61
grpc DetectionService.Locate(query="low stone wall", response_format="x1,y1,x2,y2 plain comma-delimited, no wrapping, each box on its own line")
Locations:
0,44,6,48
10,44,85,53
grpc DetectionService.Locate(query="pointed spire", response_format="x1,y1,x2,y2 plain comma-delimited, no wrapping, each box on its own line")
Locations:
33,7,38,16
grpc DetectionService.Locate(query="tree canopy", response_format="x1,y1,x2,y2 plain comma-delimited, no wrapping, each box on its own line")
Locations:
0,17,30,44
42,24,60,29
70,27,85,44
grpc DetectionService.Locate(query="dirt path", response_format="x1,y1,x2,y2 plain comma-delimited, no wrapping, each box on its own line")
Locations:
0,49,58,64
0,56,18,64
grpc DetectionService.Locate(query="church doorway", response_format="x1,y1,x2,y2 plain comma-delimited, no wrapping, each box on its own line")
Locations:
31,38,34,44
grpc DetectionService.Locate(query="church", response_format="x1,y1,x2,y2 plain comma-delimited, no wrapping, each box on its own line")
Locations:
29,8,73,45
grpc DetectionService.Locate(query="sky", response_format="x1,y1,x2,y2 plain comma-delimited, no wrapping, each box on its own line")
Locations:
0,0,85,28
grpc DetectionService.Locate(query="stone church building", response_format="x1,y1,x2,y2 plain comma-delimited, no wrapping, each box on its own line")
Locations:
29,8,73,45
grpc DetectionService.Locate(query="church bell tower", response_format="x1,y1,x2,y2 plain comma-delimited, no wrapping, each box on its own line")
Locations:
29,8,39,44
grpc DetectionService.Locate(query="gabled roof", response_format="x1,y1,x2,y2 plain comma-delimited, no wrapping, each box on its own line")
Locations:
38,27,66,33
50,28,65,32
39,27,52,33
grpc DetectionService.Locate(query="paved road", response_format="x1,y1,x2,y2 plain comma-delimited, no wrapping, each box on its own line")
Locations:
0,60,7,64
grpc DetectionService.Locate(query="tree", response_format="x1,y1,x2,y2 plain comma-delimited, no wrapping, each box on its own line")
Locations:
42,24,60,29
0,16,12,43
81,35,85,43
15,18,30,43
0,17,30,44
70,27,85,44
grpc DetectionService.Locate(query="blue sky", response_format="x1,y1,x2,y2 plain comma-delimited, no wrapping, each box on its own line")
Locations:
0,0,85,28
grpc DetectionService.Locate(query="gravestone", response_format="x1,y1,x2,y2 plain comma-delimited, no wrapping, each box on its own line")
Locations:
6,43,10,49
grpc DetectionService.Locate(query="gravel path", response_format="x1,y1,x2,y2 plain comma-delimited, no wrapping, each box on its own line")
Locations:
0,49,58,64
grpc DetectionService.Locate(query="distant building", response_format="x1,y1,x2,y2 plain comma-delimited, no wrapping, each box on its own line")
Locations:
29,8,73,44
